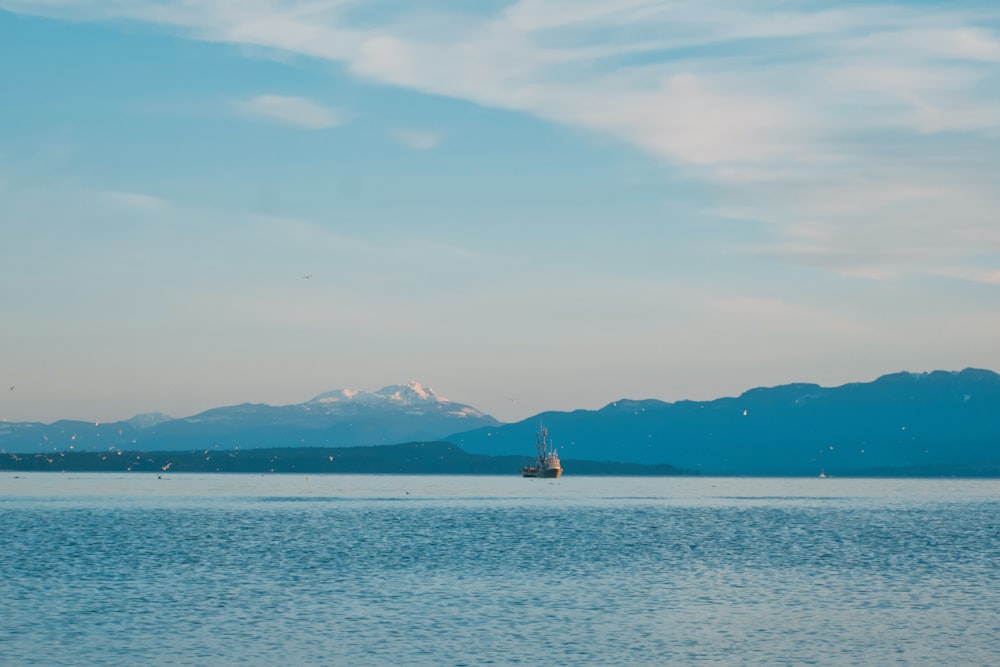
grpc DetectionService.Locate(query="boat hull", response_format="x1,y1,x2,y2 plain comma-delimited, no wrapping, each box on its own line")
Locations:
521,466,562,478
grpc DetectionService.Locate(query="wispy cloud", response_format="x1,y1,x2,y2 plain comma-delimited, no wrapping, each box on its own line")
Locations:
929,267,1000,286
389,129,442,150
705,296,875,337
98,190,166,211
236,94,341,129
5,0,1000,283
11,3,1000,152
247,214,482,264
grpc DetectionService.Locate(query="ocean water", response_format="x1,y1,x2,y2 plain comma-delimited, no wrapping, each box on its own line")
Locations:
1,474,997,666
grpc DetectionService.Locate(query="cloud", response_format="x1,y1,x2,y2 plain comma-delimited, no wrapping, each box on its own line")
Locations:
929,267,1000,286
713,155,1000,281
10,3,1000,153
705,296,875,337
389,129,442,150
859,27,1000,64
5,0,1000,283
98,190,166,211
236,94,341,129
246,214,482,264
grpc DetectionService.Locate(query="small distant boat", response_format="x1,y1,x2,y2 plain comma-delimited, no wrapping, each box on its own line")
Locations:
819,469,827,478
521,425,563,478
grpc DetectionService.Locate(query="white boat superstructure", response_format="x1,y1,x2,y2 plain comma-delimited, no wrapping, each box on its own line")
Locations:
521,425,563,478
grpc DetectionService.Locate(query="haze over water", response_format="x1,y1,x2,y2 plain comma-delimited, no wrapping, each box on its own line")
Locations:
2,474,998,666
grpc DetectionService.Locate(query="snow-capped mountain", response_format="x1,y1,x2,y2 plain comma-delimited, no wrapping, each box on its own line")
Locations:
182,381,492,423
126,412,174,429
1,382,500,453
306,382,487,418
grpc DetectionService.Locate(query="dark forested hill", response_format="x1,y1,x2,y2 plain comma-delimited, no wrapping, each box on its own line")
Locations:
0,442,687,476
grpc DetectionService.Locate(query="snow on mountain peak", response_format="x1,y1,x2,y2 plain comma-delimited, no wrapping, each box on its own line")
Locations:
374,381,447,404
126,412,174,428
310,388,360,404
309,382,449,406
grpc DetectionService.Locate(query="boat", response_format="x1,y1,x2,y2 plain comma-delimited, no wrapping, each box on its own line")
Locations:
521,425,563,478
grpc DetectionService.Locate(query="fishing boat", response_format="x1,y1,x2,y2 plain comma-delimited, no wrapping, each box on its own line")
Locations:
521,425,563,478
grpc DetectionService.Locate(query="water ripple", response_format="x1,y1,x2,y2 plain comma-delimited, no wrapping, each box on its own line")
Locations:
1,475,997,666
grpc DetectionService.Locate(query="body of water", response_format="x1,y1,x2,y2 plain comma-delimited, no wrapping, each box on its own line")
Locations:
1,474,997,666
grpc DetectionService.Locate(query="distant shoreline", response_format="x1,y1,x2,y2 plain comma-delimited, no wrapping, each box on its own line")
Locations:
2,443,997,477
0,442,690,476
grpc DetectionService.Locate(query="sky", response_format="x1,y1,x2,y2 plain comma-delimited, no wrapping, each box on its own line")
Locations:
2,0,1000,425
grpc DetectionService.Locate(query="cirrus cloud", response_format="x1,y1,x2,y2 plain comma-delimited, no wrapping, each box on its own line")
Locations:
4,0,1000,284
236,94,341,129
389,129,443,150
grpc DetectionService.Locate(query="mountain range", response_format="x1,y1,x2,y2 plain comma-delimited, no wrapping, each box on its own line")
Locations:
3,371,1000,476
0,382,498,454
451,368,1000,475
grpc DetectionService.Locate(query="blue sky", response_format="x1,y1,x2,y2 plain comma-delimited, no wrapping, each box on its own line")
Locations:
2,1,999,424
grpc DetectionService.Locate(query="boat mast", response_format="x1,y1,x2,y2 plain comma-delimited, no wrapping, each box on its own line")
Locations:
537,426,548,460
